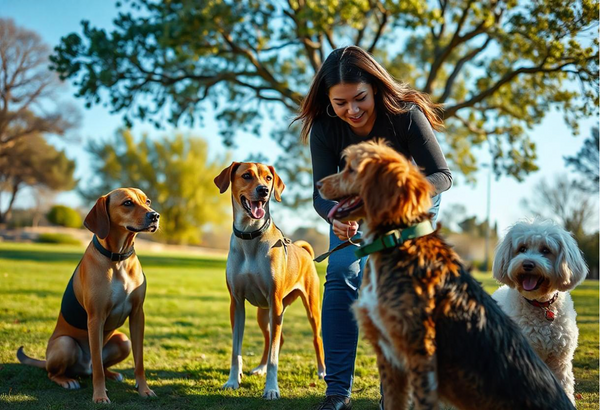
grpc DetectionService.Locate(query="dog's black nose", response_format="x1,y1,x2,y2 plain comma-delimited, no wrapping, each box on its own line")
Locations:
256,185,269,198
147,212,160,222
523,260,535,271
316,181,323,190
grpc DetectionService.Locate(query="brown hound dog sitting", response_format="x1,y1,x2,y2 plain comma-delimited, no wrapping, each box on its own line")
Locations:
215,162,325,400
17,188,159,403
317,141,574,410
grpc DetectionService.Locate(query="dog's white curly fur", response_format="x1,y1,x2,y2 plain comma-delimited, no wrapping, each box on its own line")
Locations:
492,219,588,404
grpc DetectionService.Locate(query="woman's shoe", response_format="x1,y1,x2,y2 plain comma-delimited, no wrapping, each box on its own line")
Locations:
315,395,352,410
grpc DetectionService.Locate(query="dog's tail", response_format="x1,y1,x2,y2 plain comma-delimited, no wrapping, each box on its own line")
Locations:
17,346,46,369
294,240,315,259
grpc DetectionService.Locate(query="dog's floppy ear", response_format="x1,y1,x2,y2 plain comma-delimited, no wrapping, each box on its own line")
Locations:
492,230,516,288
214,162,241,194
555,230,588,291
361,158,432,226
268,165,285,202
84,195,110,239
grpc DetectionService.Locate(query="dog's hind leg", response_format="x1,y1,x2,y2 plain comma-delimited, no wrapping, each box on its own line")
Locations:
251,308,271,376
263,298,284,400
46,336,84,390
299,276,325,379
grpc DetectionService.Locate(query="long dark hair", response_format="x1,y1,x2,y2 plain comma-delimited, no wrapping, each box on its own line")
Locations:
294,46,444,144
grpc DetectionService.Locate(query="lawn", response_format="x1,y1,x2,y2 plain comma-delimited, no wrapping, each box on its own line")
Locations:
0,242,598,409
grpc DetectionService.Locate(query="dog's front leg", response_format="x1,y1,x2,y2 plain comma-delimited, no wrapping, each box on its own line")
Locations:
407,352,439,410
263,297,283,400
88,316,109,403
129,305,156,398
223,295,245,390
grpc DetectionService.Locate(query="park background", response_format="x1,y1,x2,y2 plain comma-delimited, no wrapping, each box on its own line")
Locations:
0,0,598,408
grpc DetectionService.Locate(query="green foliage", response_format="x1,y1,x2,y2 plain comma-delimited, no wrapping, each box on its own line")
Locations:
0,133,77,223
565,126,599,193
80,129,231,245
50,0,598,198
46,205,83,228
0,242,598,408
36,233,82,245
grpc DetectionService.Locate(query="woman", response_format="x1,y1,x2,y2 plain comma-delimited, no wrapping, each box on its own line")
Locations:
294,46,452,410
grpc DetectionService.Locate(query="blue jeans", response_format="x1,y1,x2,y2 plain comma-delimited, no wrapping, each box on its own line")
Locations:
321,194,441,397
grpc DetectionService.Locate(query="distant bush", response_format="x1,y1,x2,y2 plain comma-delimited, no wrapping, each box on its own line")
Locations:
37,233,81,245
47,205,82,228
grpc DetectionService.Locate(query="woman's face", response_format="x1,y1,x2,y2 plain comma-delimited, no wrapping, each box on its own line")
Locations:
328,82,377,137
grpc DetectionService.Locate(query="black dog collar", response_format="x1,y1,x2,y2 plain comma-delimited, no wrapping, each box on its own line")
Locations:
92,235,136,261
233,218,271,240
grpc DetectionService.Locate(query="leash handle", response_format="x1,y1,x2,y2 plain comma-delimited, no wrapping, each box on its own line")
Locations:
313,234,362,262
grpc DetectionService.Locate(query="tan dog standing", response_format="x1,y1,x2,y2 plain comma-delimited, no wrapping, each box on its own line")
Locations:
17,188,159,403
214,162,325,400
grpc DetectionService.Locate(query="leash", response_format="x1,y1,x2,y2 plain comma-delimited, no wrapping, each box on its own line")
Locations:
525,292,559,321
233,218,271,240
92,235,136,261
313,234,363,263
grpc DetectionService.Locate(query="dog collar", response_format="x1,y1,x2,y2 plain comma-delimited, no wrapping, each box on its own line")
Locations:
233,218,271,240
354,220,434,258
92,235,136,262
524,292,559,321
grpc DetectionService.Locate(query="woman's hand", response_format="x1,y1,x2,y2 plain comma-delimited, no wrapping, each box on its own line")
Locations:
332,219,359,241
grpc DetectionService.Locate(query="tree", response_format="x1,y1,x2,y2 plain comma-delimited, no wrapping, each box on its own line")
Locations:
564,126,599,193
521,175,597,237
521,175,599,278
0,18,77,156
82,129,231,245
0,133,76,223
50,0,598,204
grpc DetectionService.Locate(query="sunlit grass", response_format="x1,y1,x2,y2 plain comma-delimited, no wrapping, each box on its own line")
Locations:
0,243,597,409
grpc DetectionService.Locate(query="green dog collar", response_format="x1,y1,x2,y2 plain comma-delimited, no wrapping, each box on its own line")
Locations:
354,220,434,258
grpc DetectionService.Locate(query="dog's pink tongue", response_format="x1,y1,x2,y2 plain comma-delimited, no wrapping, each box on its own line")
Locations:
327,197,351,221
251,202,265,219
522,275,539,291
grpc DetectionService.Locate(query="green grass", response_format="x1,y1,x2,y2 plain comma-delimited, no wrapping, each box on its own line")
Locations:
0,242,597,409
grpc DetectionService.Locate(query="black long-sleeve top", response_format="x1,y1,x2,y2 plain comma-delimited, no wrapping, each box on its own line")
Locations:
310,104,453,222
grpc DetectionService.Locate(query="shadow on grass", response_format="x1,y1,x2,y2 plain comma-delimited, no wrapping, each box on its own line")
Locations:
0,248,227,270
0,364,378,409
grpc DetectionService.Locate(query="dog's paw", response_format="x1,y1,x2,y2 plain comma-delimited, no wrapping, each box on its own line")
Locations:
222,379,241,390
138,388,157,398
250,364,267,376
52,376,80,390
262,388,280,400
105,370,124,382
92,393,111,404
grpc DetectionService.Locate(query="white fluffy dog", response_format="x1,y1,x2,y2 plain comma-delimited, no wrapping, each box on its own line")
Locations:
492,219,588,404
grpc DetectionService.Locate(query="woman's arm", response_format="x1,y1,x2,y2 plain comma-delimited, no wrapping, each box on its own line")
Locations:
406,108,453,195
310,123,339,222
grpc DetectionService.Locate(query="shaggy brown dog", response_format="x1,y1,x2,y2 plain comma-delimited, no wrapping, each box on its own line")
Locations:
317,140,574,410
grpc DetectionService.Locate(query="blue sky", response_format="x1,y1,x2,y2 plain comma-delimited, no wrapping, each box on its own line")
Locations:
1,0,597,236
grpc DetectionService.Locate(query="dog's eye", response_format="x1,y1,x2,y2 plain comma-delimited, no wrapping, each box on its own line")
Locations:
123,200,134,207
541,247,551,255
146,199,151,205
266,175,273,181
242,173,252,180
347,167,354,173
518,246,527,253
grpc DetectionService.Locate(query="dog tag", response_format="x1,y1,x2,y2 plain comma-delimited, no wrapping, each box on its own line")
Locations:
544,310,555,321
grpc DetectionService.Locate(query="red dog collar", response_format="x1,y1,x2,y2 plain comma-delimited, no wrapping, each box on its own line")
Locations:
524,292,559,321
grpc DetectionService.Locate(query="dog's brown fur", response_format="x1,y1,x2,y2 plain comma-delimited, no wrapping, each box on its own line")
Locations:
17,188,159,403
215,162,324,399
318,141,574,410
